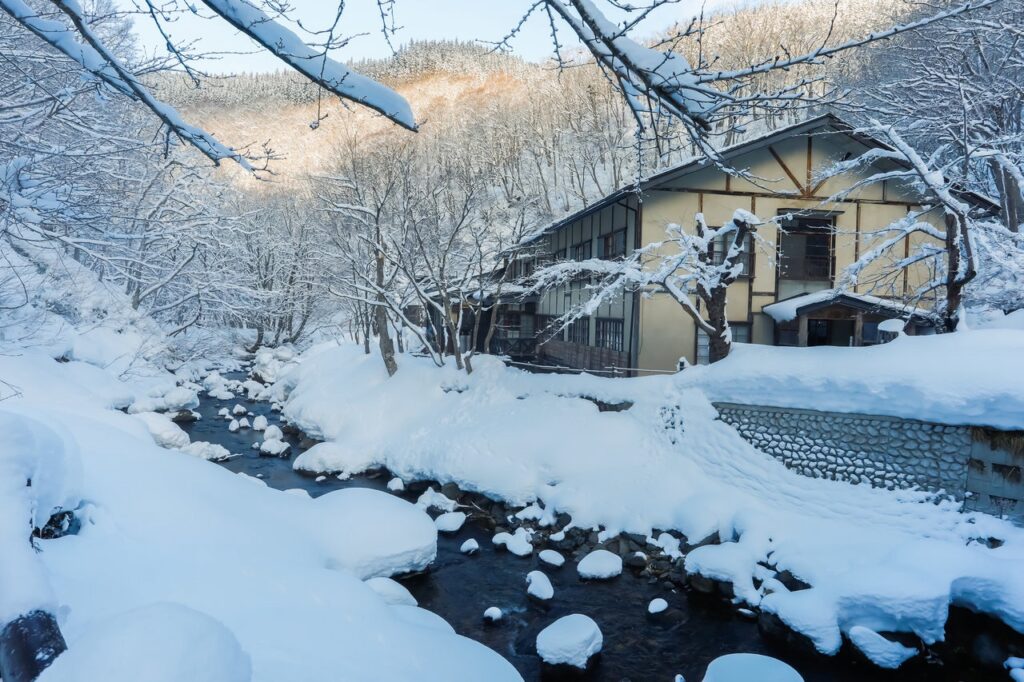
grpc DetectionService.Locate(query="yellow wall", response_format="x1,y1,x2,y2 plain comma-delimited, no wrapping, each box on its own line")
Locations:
631,128,944,372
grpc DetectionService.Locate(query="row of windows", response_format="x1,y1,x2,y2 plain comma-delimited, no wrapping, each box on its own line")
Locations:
556,229,629,262
538,315,626,351
695,324,750,365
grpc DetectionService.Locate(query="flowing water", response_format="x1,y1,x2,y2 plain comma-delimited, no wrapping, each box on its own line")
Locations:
182,374,992,682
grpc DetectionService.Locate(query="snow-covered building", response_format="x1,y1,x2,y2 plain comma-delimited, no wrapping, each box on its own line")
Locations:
519,114,993,374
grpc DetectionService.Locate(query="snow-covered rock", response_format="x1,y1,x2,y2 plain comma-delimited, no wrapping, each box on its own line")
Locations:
232,404,247,415
493,527,532,556
387,477,405,492
648,598,668,614
577,549,622,579
526,570,554,601
434,511,467,533
217,407,230,417
702,653,803,682
133,412,190,450
228,419,240,432
237,417,250,429
38,603,251,682
252,415,268,431
539,549,565,567
460,539,479,555
483,606,503,623
128,386,199,415
259,438,290,456
416,487,458,512
263,424,282,440
364,577,417,607
536,614,603,669
847,626,917,669
183,441,231,462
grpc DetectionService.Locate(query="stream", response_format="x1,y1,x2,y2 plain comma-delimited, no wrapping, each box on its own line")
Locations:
181,372,992,682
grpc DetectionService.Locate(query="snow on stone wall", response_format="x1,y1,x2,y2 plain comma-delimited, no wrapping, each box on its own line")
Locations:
714,403,1023,521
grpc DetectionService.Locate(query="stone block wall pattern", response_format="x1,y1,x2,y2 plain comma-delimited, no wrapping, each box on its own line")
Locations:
714,402,1023,523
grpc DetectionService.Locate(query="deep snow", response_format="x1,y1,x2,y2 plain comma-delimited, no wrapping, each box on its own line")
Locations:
273,338,1024,658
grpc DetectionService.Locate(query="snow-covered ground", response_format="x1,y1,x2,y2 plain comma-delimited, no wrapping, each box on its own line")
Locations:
276,333,1024,664
0,276,520,682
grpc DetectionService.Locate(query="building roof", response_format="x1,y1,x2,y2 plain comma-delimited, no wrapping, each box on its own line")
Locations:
762,289,934,323
520,112,998,247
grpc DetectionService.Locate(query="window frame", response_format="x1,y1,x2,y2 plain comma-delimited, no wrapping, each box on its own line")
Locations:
595,317,625,352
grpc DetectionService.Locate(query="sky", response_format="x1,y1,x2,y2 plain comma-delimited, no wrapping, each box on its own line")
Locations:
127,0,749,74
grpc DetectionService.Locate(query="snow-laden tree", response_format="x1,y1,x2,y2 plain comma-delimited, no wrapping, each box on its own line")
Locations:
529,209,770,363
827,0,1024,322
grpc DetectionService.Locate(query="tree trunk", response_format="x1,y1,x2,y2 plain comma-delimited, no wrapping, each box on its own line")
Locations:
705,289,731,363
246,325,264,354
943,212,977,332
989,157,1022,233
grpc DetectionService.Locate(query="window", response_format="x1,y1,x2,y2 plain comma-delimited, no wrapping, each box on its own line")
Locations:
778,213,835,281
497,311,521,335
567,317,590,345
710,231,752,276
595,318,624,351
534,315,558,342
600,230,628,260
696,323,750,365
570,240,592,261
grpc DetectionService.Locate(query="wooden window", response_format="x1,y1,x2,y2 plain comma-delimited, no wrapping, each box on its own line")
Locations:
778,213,835,281
567,317,590,345
710,232,752,277
595,318,624,351
599,229,628,260
570,240,592,261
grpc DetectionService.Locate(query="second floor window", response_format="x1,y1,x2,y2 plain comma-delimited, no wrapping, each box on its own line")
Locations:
570,241,592,261
599,230,627,260
778,214,835,281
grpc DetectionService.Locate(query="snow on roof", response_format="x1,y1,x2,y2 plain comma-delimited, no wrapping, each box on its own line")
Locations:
762,289,933,323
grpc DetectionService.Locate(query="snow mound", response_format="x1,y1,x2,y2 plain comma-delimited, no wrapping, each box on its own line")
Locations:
293,441,358,474
526,570,554,600
314,488,437,579
536,614,603,668
577,549,622,579
364,577,417,606
128,386,199,415
387,477,405,492
493,528,532,556
183,441,231,462
702,653,803,682
539,549,565,567
133,411,190,449
484,606,503,623
417,487,458,512
847,626,917,669
260,438,290,456
252,415,268,431
648,598,668,614
39,603,252,682
461,539,479,555
434,511,467,533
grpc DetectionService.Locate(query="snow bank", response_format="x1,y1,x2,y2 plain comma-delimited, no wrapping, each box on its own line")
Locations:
536,614,603,668
680,330,1024,429
39,603,252,682
702,653,803,682
0,351,520,681
272,341,1024,656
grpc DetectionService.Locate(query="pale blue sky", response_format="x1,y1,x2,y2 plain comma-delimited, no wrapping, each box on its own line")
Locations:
128,0,749,73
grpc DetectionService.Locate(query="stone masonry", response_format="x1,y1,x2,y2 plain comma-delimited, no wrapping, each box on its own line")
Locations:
714,402,1023,522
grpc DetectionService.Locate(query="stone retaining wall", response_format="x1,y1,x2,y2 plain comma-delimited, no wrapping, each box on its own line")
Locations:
714,402,1023,522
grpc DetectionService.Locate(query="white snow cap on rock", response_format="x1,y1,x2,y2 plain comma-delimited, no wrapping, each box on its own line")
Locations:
847,626,917,669
231,404,247,415
237,417,250,429
484,606,503,623
536,614,603,669
461,539,480,555
577,549,622,579
263,425,282,441
38,603,252,682
539,549,565,567
526,570,554,601
260,439,290,456
434,511,467,533
252,415,268,431
493,527,532,556
387,477,405,492
702,653,803,682
228,419,240,433
416,487,458,512
133,412,190,450
648,598,668,614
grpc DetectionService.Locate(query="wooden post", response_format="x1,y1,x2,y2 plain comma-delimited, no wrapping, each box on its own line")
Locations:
854,312,864,347
797,315,809,347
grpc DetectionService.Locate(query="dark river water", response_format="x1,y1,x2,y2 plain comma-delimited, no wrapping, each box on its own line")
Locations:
182,373,990,682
